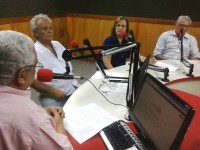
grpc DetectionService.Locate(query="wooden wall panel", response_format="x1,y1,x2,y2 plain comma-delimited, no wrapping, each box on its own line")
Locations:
0,14,200,62
52,17,68,47
136,23,175,56
11,22,33,39
0,24,11,31
65,16,200,59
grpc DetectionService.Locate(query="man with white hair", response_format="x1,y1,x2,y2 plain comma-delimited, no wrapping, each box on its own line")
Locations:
30,13,79,107
153,15,200,60
0,30,73,150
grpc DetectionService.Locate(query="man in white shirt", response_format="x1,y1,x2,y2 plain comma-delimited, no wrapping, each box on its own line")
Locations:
30,14,80,107
153,15,200,60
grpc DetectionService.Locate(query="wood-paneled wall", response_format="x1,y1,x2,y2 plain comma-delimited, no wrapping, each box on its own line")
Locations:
1,14,200,61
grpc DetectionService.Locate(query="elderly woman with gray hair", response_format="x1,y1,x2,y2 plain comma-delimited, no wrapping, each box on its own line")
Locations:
30,13,79,108
0,30,73,150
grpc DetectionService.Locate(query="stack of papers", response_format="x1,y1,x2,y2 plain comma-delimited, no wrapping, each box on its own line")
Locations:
64,103,119,144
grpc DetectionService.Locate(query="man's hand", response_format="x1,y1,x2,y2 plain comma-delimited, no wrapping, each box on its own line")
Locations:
45,106,66,135
45,106,65,118
149,57,157,65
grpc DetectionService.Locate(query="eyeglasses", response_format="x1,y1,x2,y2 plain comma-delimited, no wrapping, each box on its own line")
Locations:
116,24,127,28
24,65,44,70
178,23,190,28
16,64,44,74
22,61,44,70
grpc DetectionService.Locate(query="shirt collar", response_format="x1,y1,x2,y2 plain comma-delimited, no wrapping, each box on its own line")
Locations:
0,85,31,98
170,30,189,39
36,41,55,53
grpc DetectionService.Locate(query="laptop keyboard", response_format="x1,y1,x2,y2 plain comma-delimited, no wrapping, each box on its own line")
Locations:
100,120,146,150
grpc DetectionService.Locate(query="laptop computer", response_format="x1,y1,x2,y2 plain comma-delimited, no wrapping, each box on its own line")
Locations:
129,73,195,149
100,73,195,150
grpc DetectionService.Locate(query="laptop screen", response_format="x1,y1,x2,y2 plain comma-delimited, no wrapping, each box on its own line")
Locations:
129,73,195,150
126,55,150,108
133,55,150,101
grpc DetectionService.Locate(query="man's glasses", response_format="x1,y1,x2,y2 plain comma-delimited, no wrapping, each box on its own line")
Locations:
16,64,44,74
24,65,44,70
22,61,44,70
178,23,190,29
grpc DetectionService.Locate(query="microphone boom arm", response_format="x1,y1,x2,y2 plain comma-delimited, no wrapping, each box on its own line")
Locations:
148,64,169,82
181,59,194,77
179,31,194,77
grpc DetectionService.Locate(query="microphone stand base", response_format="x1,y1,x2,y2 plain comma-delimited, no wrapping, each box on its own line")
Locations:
124,113,131,121
186,74,194,77
161,78,169,82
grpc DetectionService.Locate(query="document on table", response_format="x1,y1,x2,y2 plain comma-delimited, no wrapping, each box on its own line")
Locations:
63,103,119,144
108,82,127,93
154,61,179,72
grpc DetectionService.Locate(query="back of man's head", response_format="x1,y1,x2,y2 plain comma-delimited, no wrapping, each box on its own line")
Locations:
0,30,35,85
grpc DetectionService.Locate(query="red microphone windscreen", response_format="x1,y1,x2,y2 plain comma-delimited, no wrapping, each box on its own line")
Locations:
120,31,127,38
70,40,79,48
176,31,181,37
37,69,53,82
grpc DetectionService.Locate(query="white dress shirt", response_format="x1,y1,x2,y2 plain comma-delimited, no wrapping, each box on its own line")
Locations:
153,30,200,60
35,41,79,96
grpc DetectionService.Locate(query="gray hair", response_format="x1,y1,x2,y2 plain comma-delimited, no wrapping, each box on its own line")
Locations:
177,15,192,25
0,30,35,85
30,13,52,35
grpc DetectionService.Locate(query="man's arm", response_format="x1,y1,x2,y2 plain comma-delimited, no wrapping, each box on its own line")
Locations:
31,79,66,100
189,36,200,60
153,33,167,59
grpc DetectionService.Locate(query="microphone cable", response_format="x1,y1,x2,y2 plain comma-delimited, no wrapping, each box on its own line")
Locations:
80,76,128,110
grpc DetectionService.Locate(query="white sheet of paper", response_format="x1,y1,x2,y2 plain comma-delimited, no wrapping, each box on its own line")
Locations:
64,103,119,144
108,82,127,93
154,61,179,72
91,71,125,79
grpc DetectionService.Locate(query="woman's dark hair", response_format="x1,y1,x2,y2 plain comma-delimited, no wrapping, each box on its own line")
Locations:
111,16,130,36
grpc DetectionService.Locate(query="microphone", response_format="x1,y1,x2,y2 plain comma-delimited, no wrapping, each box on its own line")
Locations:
177,28,184,41
176,29,194,77
37,69,83,82
120,31,132,43
120,31,127,38
180,28,184,36
70,40,85,57
70,40,79,48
